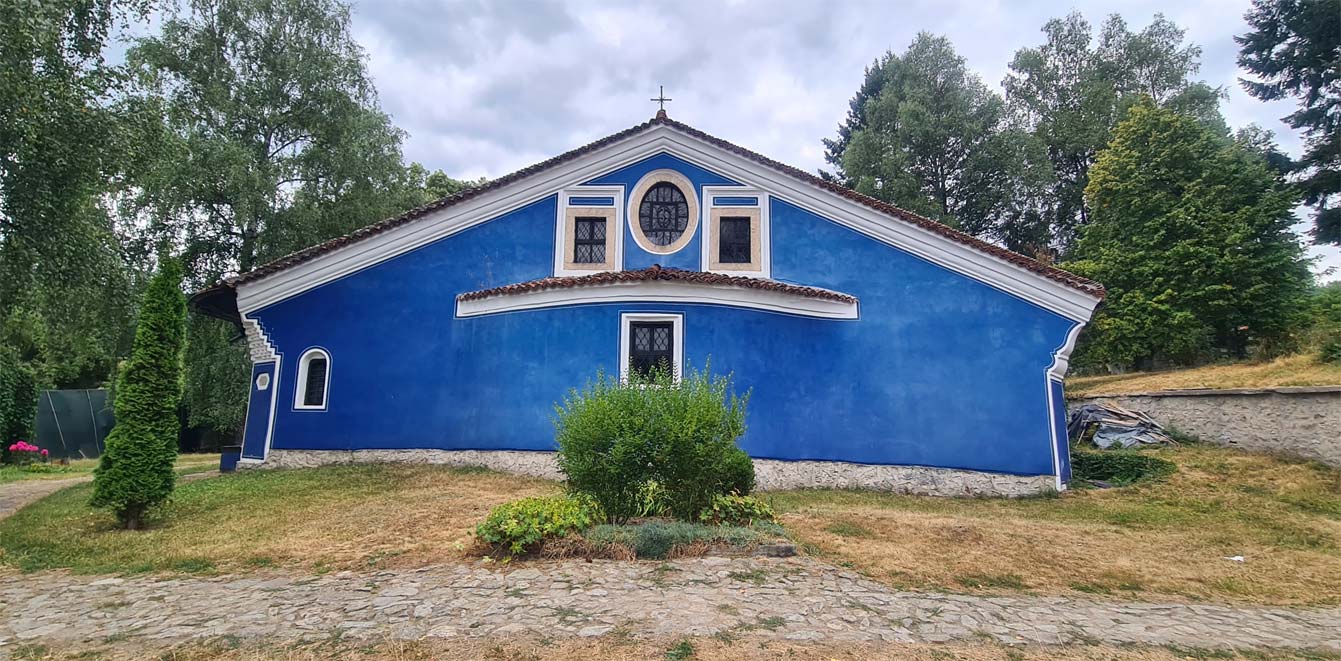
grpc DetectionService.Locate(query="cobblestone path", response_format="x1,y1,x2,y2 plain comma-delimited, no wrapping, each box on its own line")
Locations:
2,557,1337,652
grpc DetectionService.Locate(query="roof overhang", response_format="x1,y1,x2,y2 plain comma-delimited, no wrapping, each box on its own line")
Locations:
188,284,241,326
195,116,1104,324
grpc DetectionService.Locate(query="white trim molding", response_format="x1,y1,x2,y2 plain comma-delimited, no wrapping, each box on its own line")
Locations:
619,312,684,383
1048,322,1086,380
701,186,769,277
242,316,277,362
293,347,331,411
456,280,859,320
626,168,700,255
234,124,1102,323
554,186,624,277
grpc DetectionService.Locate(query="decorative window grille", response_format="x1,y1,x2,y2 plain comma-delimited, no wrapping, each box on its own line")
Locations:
719,216,751,263
638,182,690,246
573,217,606,263
629,321,674,379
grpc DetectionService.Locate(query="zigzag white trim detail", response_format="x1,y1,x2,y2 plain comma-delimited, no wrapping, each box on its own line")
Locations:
242,316,277,362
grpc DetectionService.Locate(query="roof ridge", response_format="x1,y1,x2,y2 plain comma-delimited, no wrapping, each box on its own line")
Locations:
217,113,1103,302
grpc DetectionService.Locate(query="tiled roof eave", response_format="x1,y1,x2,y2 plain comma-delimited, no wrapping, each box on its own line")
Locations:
457,266,858,305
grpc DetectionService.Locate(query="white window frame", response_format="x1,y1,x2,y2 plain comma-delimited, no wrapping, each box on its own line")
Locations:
293,347,331,411
554,187,624,276
701,186,770,277
618,312,684,384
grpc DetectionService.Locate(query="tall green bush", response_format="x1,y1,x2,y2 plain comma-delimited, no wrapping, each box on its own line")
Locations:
90,259,186,529
554,365,751,523
0,351,38,463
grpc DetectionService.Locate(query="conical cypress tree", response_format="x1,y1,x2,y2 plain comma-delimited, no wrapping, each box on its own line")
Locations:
91,259,186,529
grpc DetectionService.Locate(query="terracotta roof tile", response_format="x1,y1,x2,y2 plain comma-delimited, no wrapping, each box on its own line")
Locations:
457,265,858,304
215,114,1104,301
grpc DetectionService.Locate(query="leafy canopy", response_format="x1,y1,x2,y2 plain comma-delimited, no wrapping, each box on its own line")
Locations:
1004,12,1221,256
1069,100,1312,369
825,34,1056,254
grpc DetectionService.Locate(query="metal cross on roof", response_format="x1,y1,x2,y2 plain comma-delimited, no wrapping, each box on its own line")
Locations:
651,85,672,112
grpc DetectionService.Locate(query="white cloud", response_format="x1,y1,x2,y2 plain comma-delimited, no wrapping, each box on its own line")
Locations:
350,0,1339,280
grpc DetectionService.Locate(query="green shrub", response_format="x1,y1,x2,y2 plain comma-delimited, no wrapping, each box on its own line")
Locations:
0,351,38,464
719,447,756,496
583,520,785,559
475,494,602,557
554,364,752,523
1321,338,1341,364
699,493,775,526
90,259,187,529
1072,450,1177,486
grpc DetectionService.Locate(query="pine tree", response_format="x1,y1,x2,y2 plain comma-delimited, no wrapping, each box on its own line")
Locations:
90,258,186,529
1236,0,1341,245
1069,101,1311,369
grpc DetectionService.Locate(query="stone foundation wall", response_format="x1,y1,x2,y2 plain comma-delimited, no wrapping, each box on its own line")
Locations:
252,450,1055,497
1071,386,1341,467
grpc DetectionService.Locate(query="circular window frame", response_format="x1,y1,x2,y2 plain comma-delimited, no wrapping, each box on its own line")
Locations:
628,169,699,255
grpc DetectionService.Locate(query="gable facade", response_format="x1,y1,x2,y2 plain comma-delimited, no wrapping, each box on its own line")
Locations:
207,115,1104,495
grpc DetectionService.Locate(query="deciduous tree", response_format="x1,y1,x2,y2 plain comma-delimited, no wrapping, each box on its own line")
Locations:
1069,101,1311,369
1005,12,1220,255
825,33,1052,248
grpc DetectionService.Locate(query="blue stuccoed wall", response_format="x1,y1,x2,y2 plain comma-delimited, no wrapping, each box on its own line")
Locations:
242,155,1075,477
585,153,737,271
241,361,276,460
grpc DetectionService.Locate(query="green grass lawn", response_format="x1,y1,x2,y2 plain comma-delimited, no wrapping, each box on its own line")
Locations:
0,453,219,485
2,446,1338,606
0,463,555,575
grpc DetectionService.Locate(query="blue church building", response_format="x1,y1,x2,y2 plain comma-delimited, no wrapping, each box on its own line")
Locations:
192,112,1105,495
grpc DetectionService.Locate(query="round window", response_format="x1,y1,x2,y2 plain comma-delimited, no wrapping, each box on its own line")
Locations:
638,182,690,246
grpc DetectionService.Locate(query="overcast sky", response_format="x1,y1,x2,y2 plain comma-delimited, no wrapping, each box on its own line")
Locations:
348,0,1338,281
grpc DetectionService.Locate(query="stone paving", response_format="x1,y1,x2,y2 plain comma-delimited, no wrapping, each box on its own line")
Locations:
1,557,1338,653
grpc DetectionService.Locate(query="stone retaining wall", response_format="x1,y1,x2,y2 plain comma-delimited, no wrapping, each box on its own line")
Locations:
1070,386,1341,467
254,450,1055,497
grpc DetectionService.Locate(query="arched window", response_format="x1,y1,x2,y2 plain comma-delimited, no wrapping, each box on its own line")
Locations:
294,348,330,410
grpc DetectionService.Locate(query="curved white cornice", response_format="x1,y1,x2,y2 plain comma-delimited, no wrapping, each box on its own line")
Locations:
1048,321,1085,379
455,280,859,320
235,124,1102,323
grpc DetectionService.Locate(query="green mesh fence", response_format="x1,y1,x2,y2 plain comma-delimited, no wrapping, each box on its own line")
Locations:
34,389,113,460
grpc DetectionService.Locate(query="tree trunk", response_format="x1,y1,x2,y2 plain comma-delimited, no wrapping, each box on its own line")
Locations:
121,504,146,530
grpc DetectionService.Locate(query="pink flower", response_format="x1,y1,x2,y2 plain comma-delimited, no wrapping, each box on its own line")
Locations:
40,449,48,456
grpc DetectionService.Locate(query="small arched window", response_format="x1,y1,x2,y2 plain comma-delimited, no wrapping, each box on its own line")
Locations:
294,348,330,410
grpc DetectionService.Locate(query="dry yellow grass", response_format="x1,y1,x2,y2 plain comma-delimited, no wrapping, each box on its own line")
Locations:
773,445,1341,606
1066,354,1341,397
20,634,1340,661
0,453,219,484
5,447,1339,607
0,464,559,574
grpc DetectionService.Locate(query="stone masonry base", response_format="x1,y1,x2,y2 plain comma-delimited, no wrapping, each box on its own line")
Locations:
250,449,1056,497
